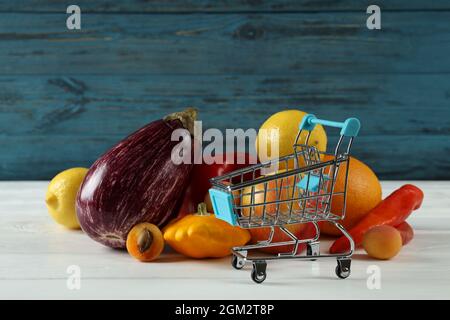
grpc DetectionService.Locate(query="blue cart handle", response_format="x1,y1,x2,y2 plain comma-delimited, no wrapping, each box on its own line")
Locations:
299,114,360,137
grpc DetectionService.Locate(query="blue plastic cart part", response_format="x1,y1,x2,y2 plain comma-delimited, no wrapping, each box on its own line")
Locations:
209,188,238,226
297,174,329,192
299,114,360,137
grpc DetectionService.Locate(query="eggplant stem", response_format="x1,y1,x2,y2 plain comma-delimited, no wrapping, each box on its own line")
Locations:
164,107,197,136
137,228,153,253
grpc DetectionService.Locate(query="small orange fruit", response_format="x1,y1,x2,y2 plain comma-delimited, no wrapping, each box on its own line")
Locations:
126,223,164,262
363,225,402,260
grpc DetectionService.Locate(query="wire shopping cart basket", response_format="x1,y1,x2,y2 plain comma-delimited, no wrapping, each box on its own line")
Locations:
208,114,360,283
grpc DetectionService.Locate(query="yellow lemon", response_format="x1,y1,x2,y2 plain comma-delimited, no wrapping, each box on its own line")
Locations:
256,110,327,168
45,167,88,229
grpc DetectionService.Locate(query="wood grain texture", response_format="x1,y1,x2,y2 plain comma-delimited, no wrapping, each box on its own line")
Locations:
1,1,449,13
1,73,449,180
0,5,449,180
1,12,450,75
1,74,449,136
1,134,448,180
1,181,449,299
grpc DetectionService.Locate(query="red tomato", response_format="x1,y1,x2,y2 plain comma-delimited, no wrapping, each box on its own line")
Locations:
177,152,257,217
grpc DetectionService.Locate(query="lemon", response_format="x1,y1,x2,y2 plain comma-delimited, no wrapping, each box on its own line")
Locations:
45,167,88,229
256,110,327,167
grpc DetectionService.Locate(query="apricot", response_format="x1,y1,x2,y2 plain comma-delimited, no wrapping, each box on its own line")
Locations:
362,225,402,260
126,223,164,262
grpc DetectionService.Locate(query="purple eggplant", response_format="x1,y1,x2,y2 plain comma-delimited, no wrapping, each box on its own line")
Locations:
76,108,196,248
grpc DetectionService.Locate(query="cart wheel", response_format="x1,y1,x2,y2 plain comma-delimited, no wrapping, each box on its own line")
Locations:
251,269,266,283
251,261,267,284
335,259,351,279
231,255,245,270
306,246,317,261
306,241,320,261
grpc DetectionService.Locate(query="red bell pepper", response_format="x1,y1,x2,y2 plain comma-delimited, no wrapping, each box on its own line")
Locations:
329,184,424,254
396,221,414,245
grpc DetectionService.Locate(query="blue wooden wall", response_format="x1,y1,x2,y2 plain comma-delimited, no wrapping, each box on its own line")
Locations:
0,1,449,180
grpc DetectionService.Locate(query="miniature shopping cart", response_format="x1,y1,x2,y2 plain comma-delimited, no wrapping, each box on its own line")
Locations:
209,114,360,283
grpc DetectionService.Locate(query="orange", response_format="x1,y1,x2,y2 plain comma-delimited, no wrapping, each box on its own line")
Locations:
320,155,382,236
241,175,301,218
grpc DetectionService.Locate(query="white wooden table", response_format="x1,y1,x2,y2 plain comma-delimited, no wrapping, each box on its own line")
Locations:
0,181,449,299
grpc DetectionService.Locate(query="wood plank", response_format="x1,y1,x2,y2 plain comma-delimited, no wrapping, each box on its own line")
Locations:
1,11,449,75
1,73,449,180
1,1,449,13
0,134,448,180
0,181,449,299
1,74,449,137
